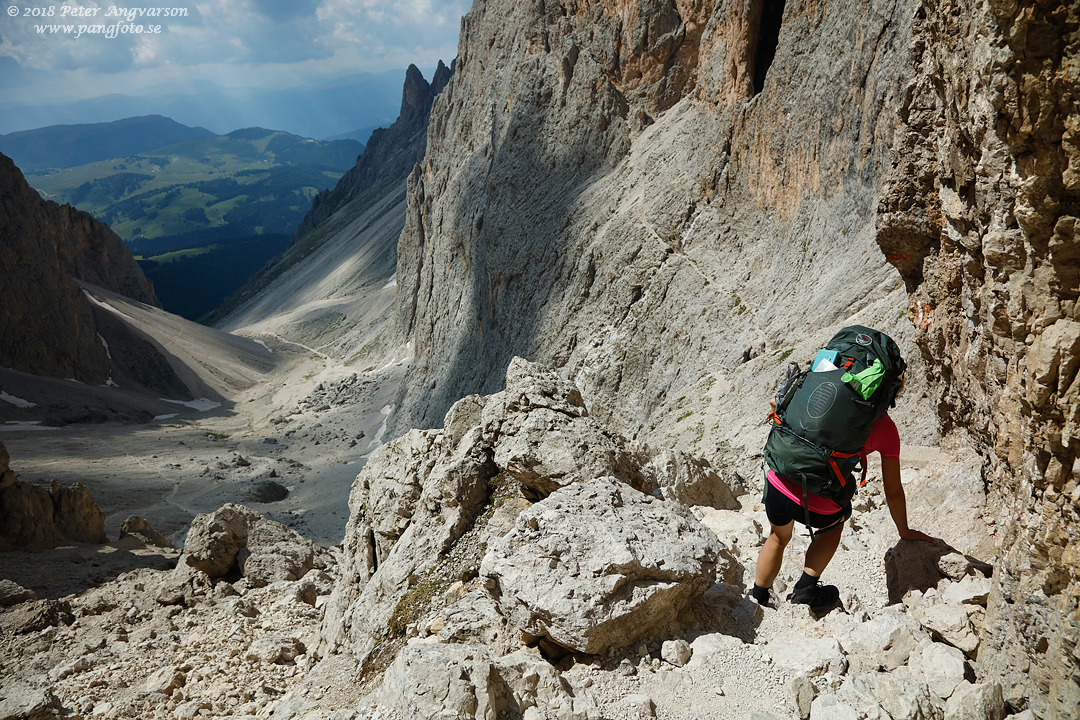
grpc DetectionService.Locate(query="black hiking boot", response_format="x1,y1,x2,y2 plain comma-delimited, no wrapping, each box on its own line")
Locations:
787,580,840,613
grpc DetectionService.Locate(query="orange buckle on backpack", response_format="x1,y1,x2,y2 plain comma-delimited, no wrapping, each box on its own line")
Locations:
827,450,860,489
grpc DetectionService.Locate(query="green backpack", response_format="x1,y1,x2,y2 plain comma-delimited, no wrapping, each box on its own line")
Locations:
763,326,906,507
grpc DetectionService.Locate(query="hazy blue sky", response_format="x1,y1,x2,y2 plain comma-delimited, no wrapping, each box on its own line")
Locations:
0,0,470,103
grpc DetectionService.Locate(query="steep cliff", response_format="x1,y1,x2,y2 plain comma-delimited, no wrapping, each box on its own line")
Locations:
0,152,158,384
292,62,454,241
393,0,926,448
876,0,1080,714
388,0,1076,713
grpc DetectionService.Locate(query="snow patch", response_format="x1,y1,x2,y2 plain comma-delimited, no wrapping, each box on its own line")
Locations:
253,339,273,353
383,274,398,289
367,404,393,450
2,421,57,432
154,413,179,421
161,398,222,412
0,391,36,409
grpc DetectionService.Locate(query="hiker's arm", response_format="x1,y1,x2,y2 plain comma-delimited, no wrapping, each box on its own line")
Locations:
881,457,934,543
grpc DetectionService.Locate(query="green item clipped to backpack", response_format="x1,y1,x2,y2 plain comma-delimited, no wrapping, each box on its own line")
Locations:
763,326,906,508
843,359,885,399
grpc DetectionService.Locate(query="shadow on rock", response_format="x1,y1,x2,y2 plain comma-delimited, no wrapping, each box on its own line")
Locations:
884,538,993,605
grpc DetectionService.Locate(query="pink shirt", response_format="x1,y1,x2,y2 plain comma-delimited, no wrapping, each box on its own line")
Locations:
767,414,901,513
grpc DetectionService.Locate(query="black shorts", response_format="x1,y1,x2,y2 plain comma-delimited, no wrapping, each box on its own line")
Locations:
762,481,851,533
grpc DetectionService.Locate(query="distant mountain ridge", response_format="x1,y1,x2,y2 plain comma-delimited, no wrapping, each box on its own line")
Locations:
0,115,214,171
0,69,411,141
26,126,361,245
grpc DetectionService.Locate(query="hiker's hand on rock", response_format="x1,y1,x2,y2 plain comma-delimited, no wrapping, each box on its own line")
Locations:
900,528,934,543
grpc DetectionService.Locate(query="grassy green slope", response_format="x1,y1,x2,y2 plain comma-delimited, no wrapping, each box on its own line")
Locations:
26,128,361,245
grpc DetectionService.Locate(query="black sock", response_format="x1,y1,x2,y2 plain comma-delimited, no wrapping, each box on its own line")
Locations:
795,572,819,590
751,585,770,604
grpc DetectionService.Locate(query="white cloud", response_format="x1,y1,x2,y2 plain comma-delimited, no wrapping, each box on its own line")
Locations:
0,0,469,101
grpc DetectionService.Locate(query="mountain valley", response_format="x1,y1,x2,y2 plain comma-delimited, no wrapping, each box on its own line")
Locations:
0,0,1077,718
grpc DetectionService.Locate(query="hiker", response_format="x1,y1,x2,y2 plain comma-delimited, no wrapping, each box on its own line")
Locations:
751,328,934,612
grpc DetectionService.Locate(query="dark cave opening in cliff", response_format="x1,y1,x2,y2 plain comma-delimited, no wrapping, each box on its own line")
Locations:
753,0,786,95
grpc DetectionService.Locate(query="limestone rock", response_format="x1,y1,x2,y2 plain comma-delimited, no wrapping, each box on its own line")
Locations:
856,673,940,720
644,448,742,510
178,503,316,586
143,666,186,695
363,643,595,720
0,681,61,720
940,576,991,606
0,598,72,635
699,509,763,550
481,476,723,654
247,636,303,664
908,640,968,701
0,151,158,384
911,603,981,657
661,638,692,667
944,682,1006,720
119,514,175,548
482,358,649,498
0,477,107,551
0,579,36,607
317,418,495,657
786,675,816,720
903,450,995,561
765,635,847,678
810,694,861,720
845,609,927,672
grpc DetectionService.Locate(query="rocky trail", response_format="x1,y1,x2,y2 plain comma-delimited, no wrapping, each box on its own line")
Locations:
0,360,1016,720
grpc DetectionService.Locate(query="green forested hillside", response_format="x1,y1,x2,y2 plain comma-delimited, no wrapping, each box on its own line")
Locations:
26,127,360,242
136,234,292,321
22,126,363,321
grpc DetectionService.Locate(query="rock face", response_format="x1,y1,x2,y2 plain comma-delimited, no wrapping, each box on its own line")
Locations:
376,0,1076,713
0,151,158,384
0,443,107,551
177,503,319,586
319,358,743,664
481,476,727,654
391,0,924,445
292,62,453,241
874,0,1080,714
363,644,597,720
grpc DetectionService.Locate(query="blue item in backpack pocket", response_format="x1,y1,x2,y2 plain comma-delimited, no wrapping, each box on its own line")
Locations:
813,349,840,372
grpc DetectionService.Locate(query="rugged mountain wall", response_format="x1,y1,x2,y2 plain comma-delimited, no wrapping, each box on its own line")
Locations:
387,0,1077,713
876,0,1080,715
393,0,924,446
293,62,453,241
0,152,158,384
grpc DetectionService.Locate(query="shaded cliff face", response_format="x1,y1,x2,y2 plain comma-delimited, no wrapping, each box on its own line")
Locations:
391,0,1077,711
876,0,1080,714
0,152,158,384
292,62,453,241
395,0,920,440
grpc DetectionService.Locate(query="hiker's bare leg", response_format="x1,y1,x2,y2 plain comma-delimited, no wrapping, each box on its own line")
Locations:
803,521,843,577
755,520,794,588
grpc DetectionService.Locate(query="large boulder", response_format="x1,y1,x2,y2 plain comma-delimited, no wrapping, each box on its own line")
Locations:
363,643,597,720
317,413,496,657
643,448,743,510
480,476,728,654
481,358,652,499
0,465,107,552
178,503,317,586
